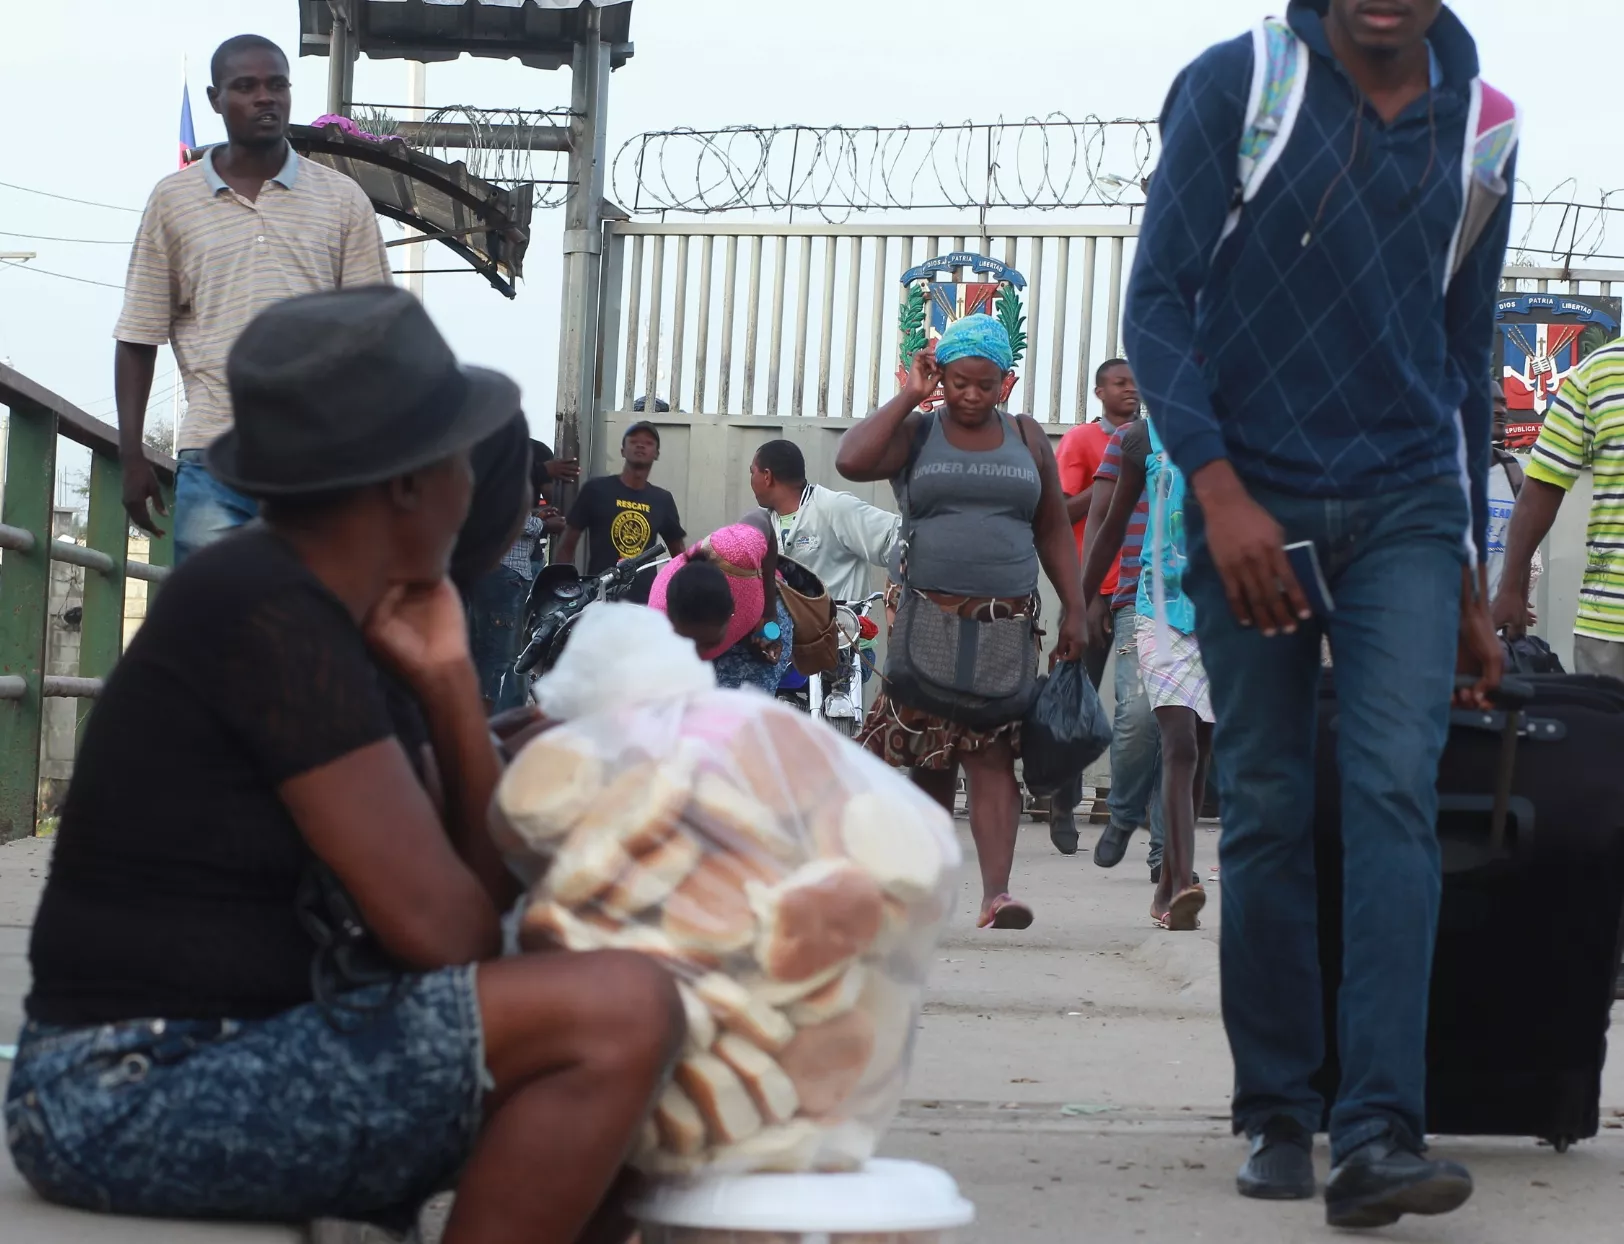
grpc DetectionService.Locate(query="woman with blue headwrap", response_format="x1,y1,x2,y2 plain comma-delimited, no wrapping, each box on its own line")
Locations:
836,313,1087,931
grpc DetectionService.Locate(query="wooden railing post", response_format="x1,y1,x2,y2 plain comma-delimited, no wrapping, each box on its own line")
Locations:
0,401,56,842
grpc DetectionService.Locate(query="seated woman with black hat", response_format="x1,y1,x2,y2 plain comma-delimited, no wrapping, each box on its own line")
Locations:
4,287,683,1244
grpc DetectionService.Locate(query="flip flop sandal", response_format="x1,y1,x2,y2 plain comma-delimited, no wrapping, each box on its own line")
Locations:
1165,885,1206,931
979,893,1034,930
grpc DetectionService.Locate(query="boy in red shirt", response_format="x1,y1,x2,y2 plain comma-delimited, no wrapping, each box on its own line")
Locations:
1048,358,1143,852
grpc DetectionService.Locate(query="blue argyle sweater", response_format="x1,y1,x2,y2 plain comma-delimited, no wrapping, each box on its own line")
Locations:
1123,0,1515,558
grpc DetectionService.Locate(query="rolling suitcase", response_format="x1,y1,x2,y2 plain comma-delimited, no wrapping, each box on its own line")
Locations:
1311,672,1624,1150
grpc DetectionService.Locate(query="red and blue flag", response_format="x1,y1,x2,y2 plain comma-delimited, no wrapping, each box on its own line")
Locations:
179,82,197,169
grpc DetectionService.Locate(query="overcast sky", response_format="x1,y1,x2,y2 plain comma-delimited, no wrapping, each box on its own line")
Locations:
1,0,1619,483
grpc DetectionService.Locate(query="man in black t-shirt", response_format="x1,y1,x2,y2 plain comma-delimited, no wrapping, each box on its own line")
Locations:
559,420,686,578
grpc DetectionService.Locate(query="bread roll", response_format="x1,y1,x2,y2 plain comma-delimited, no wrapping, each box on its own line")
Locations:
840,790,947,903
517,901,608,953
686,769,798,861
778,1007,876,1118
574,759,692,857
675,1054,763,1146
713,1033,798,1124
749,860,885,983
787,963,866,1027
654,1083,709,1157
544,823,634,908
676,980,718,1056
600,923,695,968
869,896,912,958
709,1119,823,1173
496,731,605,845
640,1148,707,1179
854,970,914,1096
815,1119,878,1171
693,972,794,1052
661,849,774,958
727,703,843,819
741,958,850,1009
600,830,702,918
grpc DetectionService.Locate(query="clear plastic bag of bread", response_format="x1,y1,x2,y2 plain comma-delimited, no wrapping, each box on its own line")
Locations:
494,604,962,1179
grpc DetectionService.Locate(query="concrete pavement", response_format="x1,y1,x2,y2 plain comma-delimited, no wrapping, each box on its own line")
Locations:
4,825,1624,1242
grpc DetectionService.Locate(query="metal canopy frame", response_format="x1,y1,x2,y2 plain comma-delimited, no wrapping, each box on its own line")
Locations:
284,123,535,298
297,0,634,72
294,0,621,468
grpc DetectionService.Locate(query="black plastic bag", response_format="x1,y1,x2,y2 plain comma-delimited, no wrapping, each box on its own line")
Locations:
1021,660,1112,798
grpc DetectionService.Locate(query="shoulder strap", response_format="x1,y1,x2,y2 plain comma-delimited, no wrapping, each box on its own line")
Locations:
1446,79,1521,287
903,412,934,477
1493,446,1525,494
1217,17,1311,257
1143,418,1176,654
1010,412,1044,472
896,413,936,584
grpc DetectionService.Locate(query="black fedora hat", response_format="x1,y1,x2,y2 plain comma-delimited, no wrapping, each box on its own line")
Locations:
207,286,521,496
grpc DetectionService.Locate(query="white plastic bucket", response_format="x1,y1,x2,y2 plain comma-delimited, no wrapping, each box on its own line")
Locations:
632,1159,975,1244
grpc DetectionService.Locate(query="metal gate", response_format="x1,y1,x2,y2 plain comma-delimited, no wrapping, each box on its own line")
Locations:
588,222,1624,676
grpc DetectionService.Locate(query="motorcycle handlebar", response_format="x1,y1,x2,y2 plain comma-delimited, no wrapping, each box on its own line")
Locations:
619,545,670,574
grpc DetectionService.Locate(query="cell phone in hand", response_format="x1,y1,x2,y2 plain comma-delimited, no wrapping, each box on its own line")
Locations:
1284,541,1335,617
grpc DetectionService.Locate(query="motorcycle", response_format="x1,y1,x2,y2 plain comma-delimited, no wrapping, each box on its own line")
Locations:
776,591,884,737
502,544,671,706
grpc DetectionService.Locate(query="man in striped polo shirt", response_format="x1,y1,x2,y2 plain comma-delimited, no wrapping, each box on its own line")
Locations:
1492,339,1624,674
114,34,390,562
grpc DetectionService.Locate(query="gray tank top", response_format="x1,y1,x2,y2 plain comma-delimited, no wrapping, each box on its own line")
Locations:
894,413,1042,598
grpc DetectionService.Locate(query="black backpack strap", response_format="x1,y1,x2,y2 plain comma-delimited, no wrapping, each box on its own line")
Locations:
1493,446,1525,495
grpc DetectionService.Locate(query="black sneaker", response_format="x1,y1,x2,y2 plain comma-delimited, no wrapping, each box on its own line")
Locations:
1237,1117,1316,1201
1049,803,1079,855
1324,1136,1472,1229
1093,822,1133,868
1149,863,1201,887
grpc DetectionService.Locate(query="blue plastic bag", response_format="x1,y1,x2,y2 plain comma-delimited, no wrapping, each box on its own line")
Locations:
1021,660,1112,797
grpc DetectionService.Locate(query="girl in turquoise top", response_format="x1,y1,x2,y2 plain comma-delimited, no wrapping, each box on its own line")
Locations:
1080,414,1213,931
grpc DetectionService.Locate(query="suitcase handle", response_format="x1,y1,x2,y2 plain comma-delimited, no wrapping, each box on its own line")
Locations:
1454,675,1535,854
1453,673,1535,708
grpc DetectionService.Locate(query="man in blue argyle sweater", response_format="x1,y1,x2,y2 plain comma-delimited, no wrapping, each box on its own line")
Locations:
1124,0,1514,1228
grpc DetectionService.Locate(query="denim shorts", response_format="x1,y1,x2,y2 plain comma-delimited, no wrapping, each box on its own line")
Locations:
174,450,258,565
3,966,487,1225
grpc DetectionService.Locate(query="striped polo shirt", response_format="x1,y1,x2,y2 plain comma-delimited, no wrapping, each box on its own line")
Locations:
1093,422,1151,611
1526,340,1624,641
114,142,391,452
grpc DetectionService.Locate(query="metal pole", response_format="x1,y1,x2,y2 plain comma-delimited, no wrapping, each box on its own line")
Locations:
554,4,610,475
326,1,354,118
403,61,427,301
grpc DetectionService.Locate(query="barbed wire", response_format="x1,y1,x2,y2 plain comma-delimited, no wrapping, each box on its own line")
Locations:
1509,180,1624,269
350,103,575,205
610,117,1158,222
349,106,1624,271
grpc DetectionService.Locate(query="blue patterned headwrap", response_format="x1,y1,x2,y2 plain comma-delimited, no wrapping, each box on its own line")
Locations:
933,312,1013,373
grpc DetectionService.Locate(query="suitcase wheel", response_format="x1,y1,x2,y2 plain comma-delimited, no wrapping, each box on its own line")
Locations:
1547,1136,1574,1154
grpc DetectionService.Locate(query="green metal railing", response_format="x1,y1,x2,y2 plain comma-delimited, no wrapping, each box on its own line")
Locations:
0,363,175,843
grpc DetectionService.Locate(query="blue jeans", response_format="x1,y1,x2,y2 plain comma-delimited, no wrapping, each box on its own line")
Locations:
174,451,258,565
713,597,795,695
466,565,530,711
1108,601,1166,865
4,967,485,1225
1185,477,1466,1163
